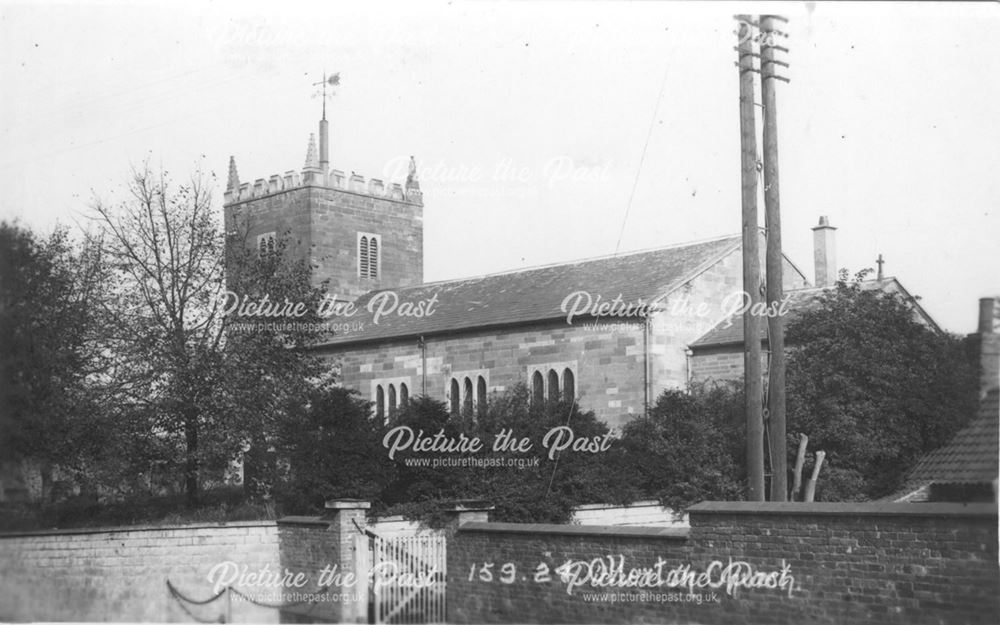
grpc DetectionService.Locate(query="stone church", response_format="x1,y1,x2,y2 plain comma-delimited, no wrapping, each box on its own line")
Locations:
223,116,929,429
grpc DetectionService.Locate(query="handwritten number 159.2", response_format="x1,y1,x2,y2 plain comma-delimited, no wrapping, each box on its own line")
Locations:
468,562,552,584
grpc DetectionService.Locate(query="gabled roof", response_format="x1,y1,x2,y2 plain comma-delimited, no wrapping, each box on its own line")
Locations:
900,390,999,494
689,277,941,350
315,235,742,347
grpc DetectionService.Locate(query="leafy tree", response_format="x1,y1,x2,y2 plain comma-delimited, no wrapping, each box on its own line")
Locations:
785,271,979,500
216,218,330,498
0,222,113,498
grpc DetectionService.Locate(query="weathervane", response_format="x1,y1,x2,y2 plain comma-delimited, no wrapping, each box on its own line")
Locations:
312,71,341,119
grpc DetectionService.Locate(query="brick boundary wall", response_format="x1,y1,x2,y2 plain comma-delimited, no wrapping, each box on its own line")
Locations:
447,502,999,625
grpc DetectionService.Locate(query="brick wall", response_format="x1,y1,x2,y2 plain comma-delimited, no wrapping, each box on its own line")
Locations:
448,523,692,624
447,502,999,624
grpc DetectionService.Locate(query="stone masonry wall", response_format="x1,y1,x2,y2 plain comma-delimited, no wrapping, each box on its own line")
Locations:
0,511,369,624
225,184,423,299
309,186,423,300
689,347,773,384
447,502,999,625
323,320,646,430
225,186,314,272
0,521,281,623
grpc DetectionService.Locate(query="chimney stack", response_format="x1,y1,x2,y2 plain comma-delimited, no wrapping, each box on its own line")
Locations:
978,297,996,334
974,297,1000,396
811,216,838,287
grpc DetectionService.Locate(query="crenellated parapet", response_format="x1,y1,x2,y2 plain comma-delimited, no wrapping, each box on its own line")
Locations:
224,161,421,207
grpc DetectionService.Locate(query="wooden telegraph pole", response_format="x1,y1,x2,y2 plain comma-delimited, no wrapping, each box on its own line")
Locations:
760,15,790,501
735,15,765,501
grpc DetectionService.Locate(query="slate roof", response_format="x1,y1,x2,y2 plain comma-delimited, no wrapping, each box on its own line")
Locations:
689,277,940,349
314,235,741,347
902,390,999,490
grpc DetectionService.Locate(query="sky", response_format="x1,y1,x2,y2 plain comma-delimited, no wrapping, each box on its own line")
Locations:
1,0,997,333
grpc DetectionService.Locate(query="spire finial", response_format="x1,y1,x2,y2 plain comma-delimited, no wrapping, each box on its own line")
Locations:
304,133,319,169
226,156,240,192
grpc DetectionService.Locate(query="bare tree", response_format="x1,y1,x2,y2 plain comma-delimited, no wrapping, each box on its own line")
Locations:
90,162,330,505
91,163,225,504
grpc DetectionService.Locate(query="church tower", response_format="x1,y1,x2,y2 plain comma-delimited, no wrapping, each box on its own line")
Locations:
223,113,424,300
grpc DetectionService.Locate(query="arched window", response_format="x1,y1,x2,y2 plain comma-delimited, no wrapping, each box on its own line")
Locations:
359,233,381,278
463,377,473,415
477,376,488,417
375,385,385,421
399,382,409,408
548,369,560,402
388,384,397,418
563,368,575,401
450,378,460,415
531,371,544,405
369,237,379,278
359,236,369,276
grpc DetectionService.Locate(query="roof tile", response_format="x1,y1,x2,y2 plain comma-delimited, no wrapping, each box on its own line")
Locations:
316,236,741,346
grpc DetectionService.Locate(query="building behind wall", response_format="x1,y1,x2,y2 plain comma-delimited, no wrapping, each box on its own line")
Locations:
231,120,932,427
688,216,942,384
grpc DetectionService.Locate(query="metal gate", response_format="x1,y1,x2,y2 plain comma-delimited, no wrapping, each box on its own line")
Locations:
364,533,446,624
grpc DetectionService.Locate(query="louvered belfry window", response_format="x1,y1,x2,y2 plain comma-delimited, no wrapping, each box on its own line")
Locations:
359,233,380,278
257,232,276,258
359,236,370,276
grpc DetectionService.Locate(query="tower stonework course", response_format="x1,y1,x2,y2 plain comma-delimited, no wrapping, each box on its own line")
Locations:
223,118,423,300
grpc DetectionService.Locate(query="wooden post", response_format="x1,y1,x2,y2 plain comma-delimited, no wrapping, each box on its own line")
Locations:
737,15,765,501
761,14,788,501
791,433,808,501
804,450,826,502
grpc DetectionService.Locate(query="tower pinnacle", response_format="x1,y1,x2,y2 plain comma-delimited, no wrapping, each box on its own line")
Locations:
304,133,319,170
226,156,240,192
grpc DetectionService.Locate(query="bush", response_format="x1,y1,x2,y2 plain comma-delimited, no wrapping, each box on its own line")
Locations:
374,383,636,524
272,385,396,515
0,486,274,532
618,382,745,510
